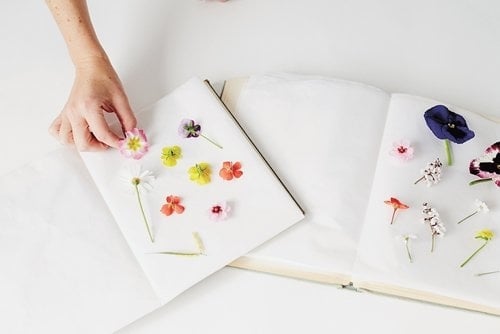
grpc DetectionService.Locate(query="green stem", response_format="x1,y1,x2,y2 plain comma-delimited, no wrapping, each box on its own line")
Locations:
476,270,500,277
414,176,425,185
469,178,493,186
431,233,435,253
200,134,223,149
444,139,453,166
134,184,154,243
457,211,478,224
460,241,488,268
405,239,413,263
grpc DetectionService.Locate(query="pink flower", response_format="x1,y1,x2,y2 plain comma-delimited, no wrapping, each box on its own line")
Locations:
119,128,149,159
208,202,231,222
389,139,414,161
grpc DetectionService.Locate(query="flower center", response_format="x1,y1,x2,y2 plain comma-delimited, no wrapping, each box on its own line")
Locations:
447,123,456,129
131,177,141,186
127,137,142,151
397,146,407,153
212,205,222,214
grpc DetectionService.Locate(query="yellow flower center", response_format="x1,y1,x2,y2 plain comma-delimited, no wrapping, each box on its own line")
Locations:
131,177,140,186
127,137,142,152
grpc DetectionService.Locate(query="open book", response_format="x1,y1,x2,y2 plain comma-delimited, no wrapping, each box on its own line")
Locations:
222,73,500,315
0,77,304,333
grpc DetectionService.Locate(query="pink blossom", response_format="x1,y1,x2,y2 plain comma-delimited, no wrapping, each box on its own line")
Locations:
208,202,231,222
118,128,149,159
389,139,414,161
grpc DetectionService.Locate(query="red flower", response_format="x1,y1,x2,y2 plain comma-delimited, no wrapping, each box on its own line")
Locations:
384,197,409,224
219,161,243,180
160,195,185,216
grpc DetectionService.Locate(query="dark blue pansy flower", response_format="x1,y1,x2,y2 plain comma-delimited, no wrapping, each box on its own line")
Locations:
424,105,475,144
423,105,475,165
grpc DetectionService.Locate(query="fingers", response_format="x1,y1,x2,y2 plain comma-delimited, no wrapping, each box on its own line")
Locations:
112,93,137,132
72,118,108,151
58,115,75,145
85,109,122,149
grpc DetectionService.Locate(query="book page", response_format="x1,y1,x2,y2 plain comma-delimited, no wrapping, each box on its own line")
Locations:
226,73,391,282
80,77,304,304
352,94,500,313
0,149,160,333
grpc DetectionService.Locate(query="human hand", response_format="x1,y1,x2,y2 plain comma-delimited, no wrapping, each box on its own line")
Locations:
49,57,136,151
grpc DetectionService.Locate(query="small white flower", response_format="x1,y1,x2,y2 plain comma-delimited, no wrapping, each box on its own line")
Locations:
119,164,155,193
396,234,418,263
415,158,443,186
422,202,445,251
475,199,489,213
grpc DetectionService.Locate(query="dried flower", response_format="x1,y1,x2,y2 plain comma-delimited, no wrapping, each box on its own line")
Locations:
161,145,182,167
118,128,149,159
188,163,211,185
469,142,500,187
384,197,409,224
476,270,500,277
424,105,475,166
389,139,414,161
160,195,185,216
219,161,243,180
120,165,155,243
208,201,231,221
457,199,489,224
460,229,494,267
178,119,222,149
421,202,445,252
396,234,417,263
414,158,443,186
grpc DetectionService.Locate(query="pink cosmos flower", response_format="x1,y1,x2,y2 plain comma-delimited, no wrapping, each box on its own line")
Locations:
208,202,231,222
389,139,414,161
119,128,149,159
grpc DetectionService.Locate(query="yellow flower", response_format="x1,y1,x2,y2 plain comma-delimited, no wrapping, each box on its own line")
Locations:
188,163,211,185
161,146,182,167
475,229,494,241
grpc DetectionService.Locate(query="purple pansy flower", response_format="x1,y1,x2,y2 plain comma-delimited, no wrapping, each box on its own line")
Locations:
424,105,475,144
469,142,500,187
178,119,201,138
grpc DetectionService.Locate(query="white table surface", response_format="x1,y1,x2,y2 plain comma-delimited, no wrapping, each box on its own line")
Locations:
2,0,500,333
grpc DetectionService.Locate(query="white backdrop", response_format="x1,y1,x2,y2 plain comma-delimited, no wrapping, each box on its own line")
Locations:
1,0,500,332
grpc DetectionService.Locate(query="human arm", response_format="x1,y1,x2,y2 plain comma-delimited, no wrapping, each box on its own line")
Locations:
45,0,136,151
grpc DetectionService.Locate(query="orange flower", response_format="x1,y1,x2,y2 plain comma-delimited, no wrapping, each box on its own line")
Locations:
219,161,243,181
160,195,185,216
384,197,409,224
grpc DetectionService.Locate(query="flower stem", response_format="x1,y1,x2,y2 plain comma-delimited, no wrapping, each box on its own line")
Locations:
460,241,488,268
134,184,154,243
476,270,500,277
431,233,435,252
414,176,425,185
444,139,453,166
405,238,413,263
390,208,397,224
469,178,493,186
200,134,223,149
457,211,478,224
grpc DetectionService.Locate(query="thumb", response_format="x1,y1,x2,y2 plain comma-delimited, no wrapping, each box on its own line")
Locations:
113,93,137,133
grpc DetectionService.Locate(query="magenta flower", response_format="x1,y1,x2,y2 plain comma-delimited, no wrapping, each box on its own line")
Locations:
118,128,149,159
469,142,500,187
208,202,231,222
178,119,222,149
389,139,414,161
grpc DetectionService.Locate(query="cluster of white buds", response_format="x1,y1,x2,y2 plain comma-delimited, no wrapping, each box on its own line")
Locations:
415,158,443,186
422,202,445,252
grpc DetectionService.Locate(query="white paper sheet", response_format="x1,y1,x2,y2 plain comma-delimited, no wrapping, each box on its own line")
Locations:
0,148,160,334
353,94,500,308
230,73,391,276
80,77,304,304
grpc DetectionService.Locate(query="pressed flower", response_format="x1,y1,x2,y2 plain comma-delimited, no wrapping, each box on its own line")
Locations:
389,139,414,161
414,158,443,186
208,201,231,222
161,145,182,167
219,161,243,180
469,142,500,187
149,232,206,256
188,163,211,185
119,128,149,159
457,199,489,224
396,234,417,263
476,270,500,277
421,202,445,252
460,229,494,267
178,119,222,149
119,165,155,243
160,195,185,216
384,197,409,224
424,105,475,166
